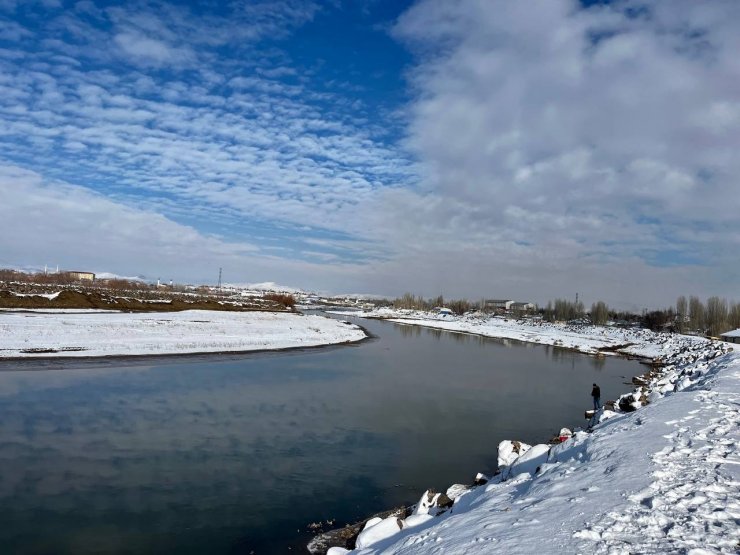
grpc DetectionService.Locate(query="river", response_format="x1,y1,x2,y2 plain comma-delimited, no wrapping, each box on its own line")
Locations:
0,313,641,553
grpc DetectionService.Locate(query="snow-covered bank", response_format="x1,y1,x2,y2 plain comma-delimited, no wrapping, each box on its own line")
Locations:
0,310,367,358
330,308,708,360
318,311,738,554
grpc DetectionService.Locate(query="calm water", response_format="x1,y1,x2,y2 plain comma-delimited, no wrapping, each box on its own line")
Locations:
0,314,641,554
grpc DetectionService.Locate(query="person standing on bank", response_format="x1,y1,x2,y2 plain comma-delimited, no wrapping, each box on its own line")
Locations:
592,383,601,411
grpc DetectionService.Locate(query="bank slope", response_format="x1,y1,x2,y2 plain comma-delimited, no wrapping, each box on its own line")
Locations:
326,311,738,555
335,308,712,360
0,310,366,358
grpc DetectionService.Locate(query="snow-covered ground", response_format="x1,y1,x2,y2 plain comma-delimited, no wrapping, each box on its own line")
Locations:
329,308,706,360
0,310,366,358
322,309,739,554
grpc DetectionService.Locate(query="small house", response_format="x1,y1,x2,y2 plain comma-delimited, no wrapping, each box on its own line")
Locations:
485,299,514,311
65,271,95,281
720,329,740,344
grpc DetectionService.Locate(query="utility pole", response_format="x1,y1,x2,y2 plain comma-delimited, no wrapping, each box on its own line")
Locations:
218,267,222,290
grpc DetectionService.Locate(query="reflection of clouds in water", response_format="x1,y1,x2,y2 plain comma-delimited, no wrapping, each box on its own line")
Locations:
0,320,643,552
0,359,384,504
0,365,156,397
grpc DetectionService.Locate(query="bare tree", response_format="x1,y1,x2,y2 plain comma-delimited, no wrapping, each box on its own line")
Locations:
590,301,609,326
552,299,583,322
689,296,705,333
729,301,740,331
675,295,687,333
705,296,728,337
448,299,471,315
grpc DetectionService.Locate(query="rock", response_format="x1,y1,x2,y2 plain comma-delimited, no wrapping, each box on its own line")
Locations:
306,506,410,554
436,492,454,509
497,440,532,469
446,483,470,500
618,394,637,412
414,488,454,516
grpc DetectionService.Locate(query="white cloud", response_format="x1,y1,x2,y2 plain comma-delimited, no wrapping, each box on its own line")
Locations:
1,0,738,307
0,164,374,289
113,31,192,66
378,0,740,306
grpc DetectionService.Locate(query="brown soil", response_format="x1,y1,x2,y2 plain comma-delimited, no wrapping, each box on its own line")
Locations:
0,289,290,313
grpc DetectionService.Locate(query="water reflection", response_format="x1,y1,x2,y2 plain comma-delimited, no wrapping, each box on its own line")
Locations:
0,316,640,554
591,355,606,371
426,327,442,340
395,322,421,338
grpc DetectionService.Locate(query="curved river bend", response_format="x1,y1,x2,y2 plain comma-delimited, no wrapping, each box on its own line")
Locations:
0,313,640,553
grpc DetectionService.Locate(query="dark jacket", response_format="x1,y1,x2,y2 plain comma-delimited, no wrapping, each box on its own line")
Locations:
591,385,601,399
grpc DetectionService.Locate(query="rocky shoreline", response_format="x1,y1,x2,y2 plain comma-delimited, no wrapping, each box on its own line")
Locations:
307,312,732,554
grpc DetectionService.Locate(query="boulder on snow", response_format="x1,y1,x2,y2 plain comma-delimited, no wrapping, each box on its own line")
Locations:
497,440,532,469
474,472,489,485
355,515,404,549
446,483,470,500
507,444,551,478
618,393,638,412
414,488,454,516
306,506,410,554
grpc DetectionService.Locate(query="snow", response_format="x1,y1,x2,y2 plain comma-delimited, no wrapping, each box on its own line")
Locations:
337,308,713,360
0,310,366,358
0,308,120,313
227,281,305,293
10,292,61,300
327,309,739,554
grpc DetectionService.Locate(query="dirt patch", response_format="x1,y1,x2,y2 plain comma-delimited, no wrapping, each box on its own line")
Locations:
0,289,291,313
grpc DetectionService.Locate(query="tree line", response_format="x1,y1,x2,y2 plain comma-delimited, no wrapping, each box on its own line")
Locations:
393,291,739,338
393,293,476,315
673,295,740,337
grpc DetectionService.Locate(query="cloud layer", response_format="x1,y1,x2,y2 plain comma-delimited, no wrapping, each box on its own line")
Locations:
378,0,740,306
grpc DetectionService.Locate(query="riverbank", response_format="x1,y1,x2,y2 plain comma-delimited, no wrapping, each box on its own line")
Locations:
328,308,702,360
0,309,367,358
316,310,738,554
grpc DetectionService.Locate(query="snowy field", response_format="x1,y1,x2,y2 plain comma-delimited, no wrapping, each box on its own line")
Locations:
0,310,366,358
320,310,739,554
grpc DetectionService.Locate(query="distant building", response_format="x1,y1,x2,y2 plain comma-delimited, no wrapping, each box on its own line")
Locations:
720,329,740,344
511,302,535,312
485,299,514,311
65,271,95,281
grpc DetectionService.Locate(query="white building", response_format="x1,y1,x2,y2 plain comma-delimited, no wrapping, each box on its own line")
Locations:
486,299,514,311
65,271,95,281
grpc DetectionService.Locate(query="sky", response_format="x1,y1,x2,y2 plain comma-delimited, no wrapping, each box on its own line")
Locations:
0,0,738,310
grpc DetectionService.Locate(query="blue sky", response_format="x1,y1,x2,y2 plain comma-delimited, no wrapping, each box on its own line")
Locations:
1,0,738,308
